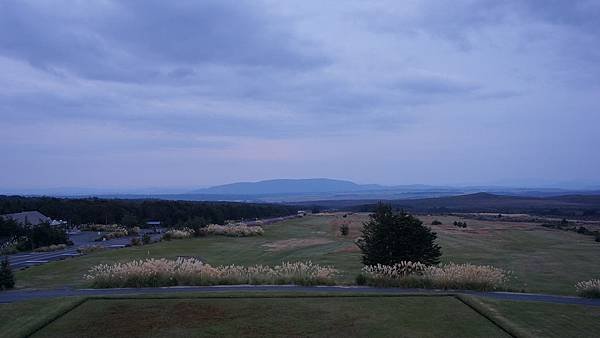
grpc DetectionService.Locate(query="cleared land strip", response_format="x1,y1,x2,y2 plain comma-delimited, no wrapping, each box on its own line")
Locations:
1,285,599,306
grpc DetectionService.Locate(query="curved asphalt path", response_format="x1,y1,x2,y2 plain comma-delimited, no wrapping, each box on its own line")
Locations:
1,285,599,306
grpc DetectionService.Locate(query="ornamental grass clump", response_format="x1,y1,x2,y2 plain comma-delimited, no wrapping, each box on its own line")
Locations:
84,258,337,288
424,263,509,291
575,279,600,298
358,261,509,291
206,224,264,237
162,228,194,240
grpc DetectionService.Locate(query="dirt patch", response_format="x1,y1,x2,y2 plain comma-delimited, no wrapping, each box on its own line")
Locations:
262,238,333,251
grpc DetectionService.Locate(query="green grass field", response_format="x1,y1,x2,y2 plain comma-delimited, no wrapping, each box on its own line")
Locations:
473,297,600,338
30,296,510,338
14,214,600,294
2,293,600,338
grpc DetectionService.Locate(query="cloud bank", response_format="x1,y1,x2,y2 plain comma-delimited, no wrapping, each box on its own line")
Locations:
1,0,598,189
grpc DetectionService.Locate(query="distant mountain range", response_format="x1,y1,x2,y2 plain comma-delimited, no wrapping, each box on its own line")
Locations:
190,178,384,195
2,178,600,203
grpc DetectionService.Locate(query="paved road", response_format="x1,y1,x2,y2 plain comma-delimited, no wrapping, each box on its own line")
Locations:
5,215,299,270
1,285,599,306
6,230,163,270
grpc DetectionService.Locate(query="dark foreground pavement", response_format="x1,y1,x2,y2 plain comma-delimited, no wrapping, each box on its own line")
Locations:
1,285,599,306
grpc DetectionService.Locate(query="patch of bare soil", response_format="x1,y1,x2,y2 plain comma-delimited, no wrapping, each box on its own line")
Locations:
262,238,333,251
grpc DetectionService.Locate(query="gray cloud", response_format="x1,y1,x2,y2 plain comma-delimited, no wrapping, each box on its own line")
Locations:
0,1,598,188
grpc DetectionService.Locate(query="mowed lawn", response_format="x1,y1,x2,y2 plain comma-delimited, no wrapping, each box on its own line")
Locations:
474,297,600,338
31,296,509,338
420,215,600,295
15,214,600,294
15,215,364,289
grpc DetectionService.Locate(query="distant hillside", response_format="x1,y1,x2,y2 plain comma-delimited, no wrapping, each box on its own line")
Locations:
191,178,383,195
294,193,600,219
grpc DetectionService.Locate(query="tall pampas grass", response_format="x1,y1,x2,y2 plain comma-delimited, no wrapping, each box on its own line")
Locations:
205,224,264,237
575,279,600,298
358,261,509,291
84,258,337,288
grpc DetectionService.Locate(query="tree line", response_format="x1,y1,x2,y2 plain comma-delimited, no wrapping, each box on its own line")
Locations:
0,196,298,227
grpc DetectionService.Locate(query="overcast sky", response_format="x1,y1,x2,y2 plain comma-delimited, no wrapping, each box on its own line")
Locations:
1,0,599,191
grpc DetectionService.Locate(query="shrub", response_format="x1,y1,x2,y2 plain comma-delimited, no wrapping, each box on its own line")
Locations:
339,223,349,236
80,224,121,232
431,220,442,225
453,221,467,228
205,224,264,237
29,224,70,249
575,279,600,298
95,229,128,242
357,203,441,266
142,233,151,245
84,258,337,288
77,245,106,254
162,228,194,240
0,239,18,255
33,243,67,252
0,256,15,290
130,237,142,246
358,261,509,291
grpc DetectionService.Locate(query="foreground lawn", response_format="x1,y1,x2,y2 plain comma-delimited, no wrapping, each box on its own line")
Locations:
15,214,600,294
32,296,509,338
0,297,85,338
474,297,600,338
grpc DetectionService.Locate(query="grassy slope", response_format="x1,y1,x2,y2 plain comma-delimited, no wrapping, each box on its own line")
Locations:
474,297,600,338
15,214,600,294
0,297,85,337
16,215,363,289
33,296,509,338
421,215,600,294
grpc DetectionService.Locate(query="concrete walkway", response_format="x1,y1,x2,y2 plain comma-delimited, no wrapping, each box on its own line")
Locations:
1,285,599,306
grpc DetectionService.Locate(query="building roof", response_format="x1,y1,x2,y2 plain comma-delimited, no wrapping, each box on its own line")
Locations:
1,211,51,226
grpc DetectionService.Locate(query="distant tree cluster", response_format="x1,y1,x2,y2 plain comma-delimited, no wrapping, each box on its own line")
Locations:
541,219,600,243
0,196,298,227
453,221,467,228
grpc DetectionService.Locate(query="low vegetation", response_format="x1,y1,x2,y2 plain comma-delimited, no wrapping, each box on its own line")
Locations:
33,244,68,252
84,258,337,288
0,239,18,255
76,245,106,255
0,220,70,253
94,228,128,242
453,221,468,228
205,224,264,237
357,261,510,291
575,279,600,298
162,228,194,240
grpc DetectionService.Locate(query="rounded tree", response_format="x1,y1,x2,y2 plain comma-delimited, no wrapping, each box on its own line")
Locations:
357,203,441,266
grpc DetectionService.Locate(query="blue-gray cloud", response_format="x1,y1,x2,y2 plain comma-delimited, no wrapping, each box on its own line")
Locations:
0,0,598,188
